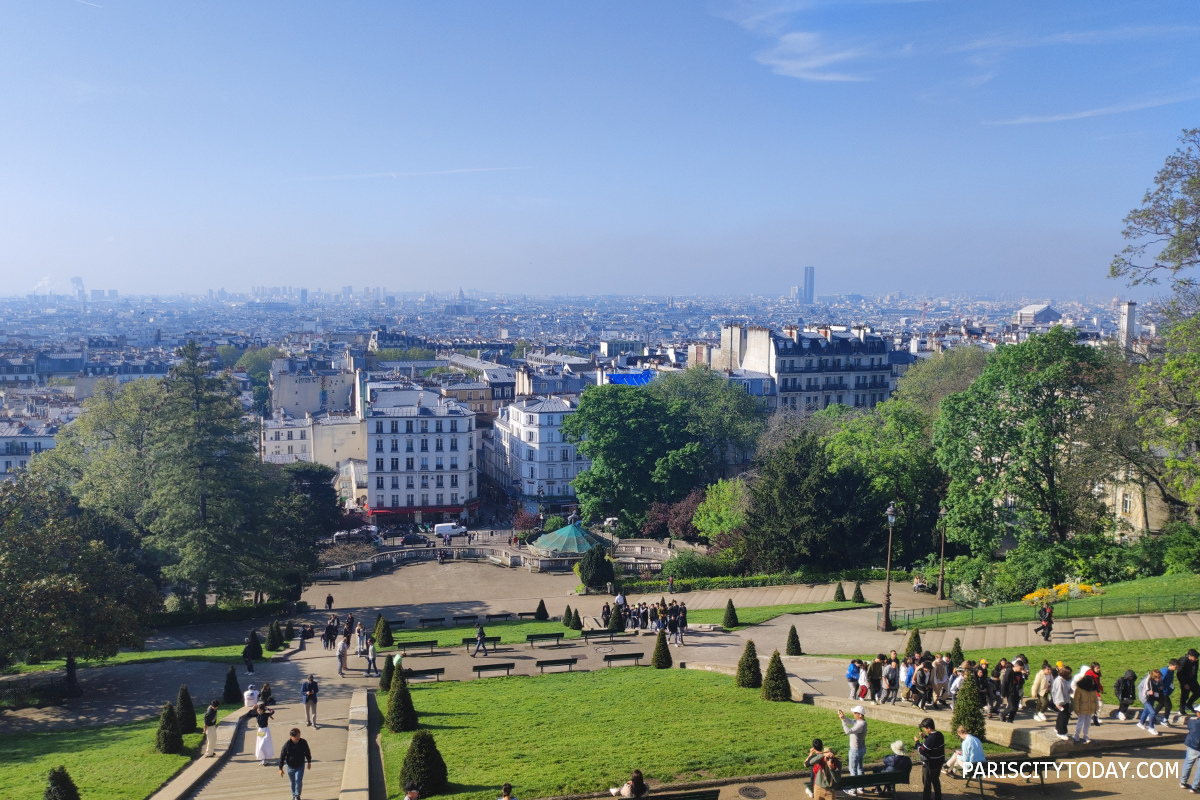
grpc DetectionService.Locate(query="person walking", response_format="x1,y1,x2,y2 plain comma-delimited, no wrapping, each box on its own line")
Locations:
472,623,488,658
364,637,379,677
355,623,366,656
1114,669,1138,720
1181,708,1200,793
336,636,349,677
242,637,256,675
1138,668,1166,736
1180,650,1200,715
1160,659,1182,726
846,660,861,700
1000,660,1026,723
667,608,679,646
1072,671,1100,743
278,726,314,800
914,718,945,800
867,656,885,705
1052,666,1074,741
301,674,319,728
325,593,334,611
201,700,220,757
245,701,276,766
838,706,867,794
668,575,675,593
1031,662,1053,721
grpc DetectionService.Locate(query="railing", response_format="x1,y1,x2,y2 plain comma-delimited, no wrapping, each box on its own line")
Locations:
883,593,1200,629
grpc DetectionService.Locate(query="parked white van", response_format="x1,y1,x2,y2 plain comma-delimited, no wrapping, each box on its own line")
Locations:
433,523,467,537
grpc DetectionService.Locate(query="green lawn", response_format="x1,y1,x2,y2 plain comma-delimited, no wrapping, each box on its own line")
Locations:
380,669,976,800
6,645,249,675
898,574,1200,630
0,710,234,800
688,601,874,629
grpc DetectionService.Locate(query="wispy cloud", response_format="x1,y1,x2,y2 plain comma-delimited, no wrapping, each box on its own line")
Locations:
956,24,1196,54
985,90,1200,125
72,0,102,7
756,31,872,81
302,167,527,181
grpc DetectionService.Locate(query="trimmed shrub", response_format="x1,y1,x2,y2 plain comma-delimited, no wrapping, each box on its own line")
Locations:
652,630,673,669
563,604,573,629
570,609,583,630
44,766,81,800
380,654,395,692
723,599,739,628
375,616,394,649
762,650,791,701
155,702,183,754
399,730,449,796
284,620,295,641
851,582,865,603
386,669,419,733
904,628,923,659
266,620,283,651
950,667,987,740
736,640,762,689
785,625,802,656
949,637,965,667
834,582,847,602
608,604,626,632
247,629,264,660
176,684,197,734
222,665,242,705
534,599,549,621
578,545,615,588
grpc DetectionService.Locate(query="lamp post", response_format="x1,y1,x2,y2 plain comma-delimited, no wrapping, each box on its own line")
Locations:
937,507,947,601
879,502,897,632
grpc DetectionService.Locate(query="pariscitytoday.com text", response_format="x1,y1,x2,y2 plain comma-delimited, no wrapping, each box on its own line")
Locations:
963,760,1181,781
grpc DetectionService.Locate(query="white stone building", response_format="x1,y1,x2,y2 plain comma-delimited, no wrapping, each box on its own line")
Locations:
488,396,591,514
0,421,56,479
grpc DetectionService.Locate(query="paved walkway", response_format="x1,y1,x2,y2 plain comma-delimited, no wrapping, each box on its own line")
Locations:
916,611,1200,652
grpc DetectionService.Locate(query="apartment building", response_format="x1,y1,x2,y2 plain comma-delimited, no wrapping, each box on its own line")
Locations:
0,420,56,479
260,411,366,469
487,396,591,514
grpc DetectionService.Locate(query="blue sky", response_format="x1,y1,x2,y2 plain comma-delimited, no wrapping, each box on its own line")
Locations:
1,1,1197,299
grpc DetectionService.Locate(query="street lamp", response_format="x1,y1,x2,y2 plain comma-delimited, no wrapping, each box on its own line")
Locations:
879,501,897,632
937,507,947,601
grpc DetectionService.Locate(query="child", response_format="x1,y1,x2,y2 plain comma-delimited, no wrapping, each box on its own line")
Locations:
1138,669,1165,736
846,661,861,700
1114,669,1138,721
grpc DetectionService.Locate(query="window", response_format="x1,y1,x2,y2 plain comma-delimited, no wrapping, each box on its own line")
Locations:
1122,494,1132,514
405,457,414,470
375,439,383,452
526,431,534,441
435,438,443,451
450,457,458,469
450,419,458,432
420,438,428,452
406,494,415,507
435,420,443,433
299,430,306,440
287,431,293,440
421,493,429,506
529,466,535,479
436,475,444,488
406,439,414,452
390,457,400,471
436,493,443,505
527,448,534,460
420,457,428,470
375,458,384,470
390,439,399,452
451,492,459,504
436,457,444,470
420,420,428,433
450,437,458,451
376,476,384,489
391,476,400,489
375,421,383,433
406,476,414,489
406,420,414,433
548,467,555,479
376,495,383,507
562,449,569,461
469,473,474,486
391,494,399,507
421,475,429,488
547,449,555,461
390,421,399,434
273,431,281,441
450,474,459,487
526,414,534,424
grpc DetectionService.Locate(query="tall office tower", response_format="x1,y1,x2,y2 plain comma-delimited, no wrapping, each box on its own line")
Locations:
300,288,308,305
802,266,815,304
790,286,799,301
1118,301,1137,352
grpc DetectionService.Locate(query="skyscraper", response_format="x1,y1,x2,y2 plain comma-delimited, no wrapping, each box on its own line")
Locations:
802,266,815,304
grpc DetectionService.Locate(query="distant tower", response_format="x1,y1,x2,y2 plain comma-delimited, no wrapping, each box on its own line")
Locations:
802,266,815,304
1118,301,1137,351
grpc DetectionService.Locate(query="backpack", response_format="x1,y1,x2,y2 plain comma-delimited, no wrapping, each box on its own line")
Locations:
1138,673,1154,703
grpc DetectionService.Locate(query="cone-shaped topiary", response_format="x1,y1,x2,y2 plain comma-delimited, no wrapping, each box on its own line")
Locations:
949,637,965,668
904,628,923,659
247,629,263,660
834,582,847,602
950,665,987,740
266,620,283,651
736,639,762,688
284,620,295,642
155,702,184,754
372,613,385,643
652,630,673,669
563,604,573,629
43,766,81,800
375,615,394,648
176,684,197,734
851,582,865,603
570,609,583,630
723,599,739,628
399,729,449,796
534,599,548,620
785,625,802,656
386,668,419,732
380,653,396,692
762,649,791,701
608,603,626,632
222,665,242,705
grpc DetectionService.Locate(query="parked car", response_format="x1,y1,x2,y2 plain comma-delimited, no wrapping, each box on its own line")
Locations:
333,529,383,546
400,533,430,546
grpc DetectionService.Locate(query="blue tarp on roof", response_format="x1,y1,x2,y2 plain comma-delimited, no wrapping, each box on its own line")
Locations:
606,370,656,387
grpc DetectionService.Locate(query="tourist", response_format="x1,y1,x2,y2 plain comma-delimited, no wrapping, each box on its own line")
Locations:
899,657,915,702
404,780,421,800
602,603,611,627
242,637,257,675
302,674,319,727
472,623,489,658
1078,663,1103,726
279,727,314,800
680,603,688,632
355,622,366,656
668,575,675,593
1052,665,1074,741
259,682,275,706
202,699,220,757
882,658,900,705
244,683,260,708
857,659,870,700
325,593,334,611
498,783,517,800
804,747,841,800
365,637,379,676
1114,669,1138,720
913,718,945,800
876,741,912,777
667,607,679,645
640,604,649,630
912,660,933,710
838,705,867,790
245,701,276,766
931,654,949,707
609,769,649,798
1072,670,1100,743
1181,708,1200,793
1180,650,1200,715
1158,660,1181,726
1031,662,1053,722
1034,603,1054,642
866,655,884,705
1138,668,1165,736
943,725,983,777
337,635,349,677
999,660,1025,723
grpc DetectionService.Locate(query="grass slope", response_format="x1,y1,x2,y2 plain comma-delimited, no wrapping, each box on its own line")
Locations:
6,645,247,675
380,669,969,800
688,601,873,629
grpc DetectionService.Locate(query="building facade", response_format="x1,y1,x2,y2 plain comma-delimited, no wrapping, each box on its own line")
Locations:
270,369,356,417
488,396,591,514
0,421,56,479
261,412,367,469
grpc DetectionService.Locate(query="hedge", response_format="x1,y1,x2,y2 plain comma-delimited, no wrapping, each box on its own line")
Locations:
620,569,913,595
148,599,309,628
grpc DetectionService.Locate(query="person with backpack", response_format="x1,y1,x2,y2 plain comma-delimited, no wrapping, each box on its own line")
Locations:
867,655,885,705
1113,669,1138,720
805,745,842,800
912,661,933,710
1137,668,1165,736
846,660,862,700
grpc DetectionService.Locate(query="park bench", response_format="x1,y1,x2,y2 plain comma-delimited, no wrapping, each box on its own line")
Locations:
536,657,578,673
527,632,565,648
418,617,445,628
603,652,644,667
388,620,406,627
395,640,439,655
461,636,502,652
453,615,478,625
648,790,721,800
517,611,540,619
486,613,512,622
403,667,446,682
472,662,516,678
962,755,1053,798
835,765,911,795
581,630,626,644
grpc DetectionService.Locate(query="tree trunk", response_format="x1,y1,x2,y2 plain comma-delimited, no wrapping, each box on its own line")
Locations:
196,583,208,613
64,653,81,697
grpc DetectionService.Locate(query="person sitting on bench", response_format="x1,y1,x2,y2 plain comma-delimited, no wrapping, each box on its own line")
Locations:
872,740,912,775
943,725,984,777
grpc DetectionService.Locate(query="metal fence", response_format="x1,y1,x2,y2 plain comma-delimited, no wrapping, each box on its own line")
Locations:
0,674,65,707
881,593,1200,629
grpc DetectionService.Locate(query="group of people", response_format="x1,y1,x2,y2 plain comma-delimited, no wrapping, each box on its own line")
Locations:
845,651,969,712
601,598,689,644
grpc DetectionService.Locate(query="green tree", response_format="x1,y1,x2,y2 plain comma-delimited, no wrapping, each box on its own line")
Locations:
216,345,242,368
246,630,263,660
543,515,566,532
950,669,987,740
155,702,183,754
893,347,989,423
851,582,865,603
723,599,739,628
786,625,802,656
577,546,615,588
652,630,673,669
762,650,791,701
534,599,548,620
374,615,394,648
904,629,923,659
833,582,846,602
43,766,81,800
949,638,965,667
222,665,241,705
386,669,419,732
266,620,283,651
233,346,282,378
692,478,748,540
563,604,573,629
399,730,448,796
1163,523,1200,574
380,654,396,692
176,685,197,734
375,347,437,362
607,603,626,632
1131,316,1200,508
736,640,762,688
284,620,295,641
570,609,583,630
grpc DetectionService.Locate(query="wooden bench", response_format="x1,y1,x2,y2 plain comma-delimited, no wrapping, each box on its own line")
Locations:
581,630,626,644
388,620,406,627
536,657,578,673
648,790,721,800
517,611,540,619
453,615,478,625
418,618,445,628
403,667,445,682
603,652,644,667
395,640,438,655
837,765,911,795
486,613,512,622
527,632,564,648
472,662,516,678
461,636,502,652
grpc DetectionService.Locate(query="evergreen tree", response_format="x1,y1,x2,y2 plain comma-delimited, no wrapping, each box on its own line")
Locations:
43,766,81,800
247,630,264,660
380,653,396,692
607,603,626,632
266,620,283,651
570,609,583,630
834,582,847,602
723,599,739,628
534,599,548,620
762,650,790,701
736,639,762,688
284,620,295,642
851,582,865,603
373,613,385,642
374,614,394,648
176,684,197,734
785,625,802,656
386,668,419,733
399,730,449,796
950,668,987,740
949,637,965,667
563,604,573,629
652,630,673,669
155,702,184,754
222,665,242,705
904,628,923,659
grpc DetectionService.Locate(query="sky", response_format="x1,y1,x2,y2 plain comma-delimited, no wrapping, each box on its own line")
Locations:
0,1,1198,299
